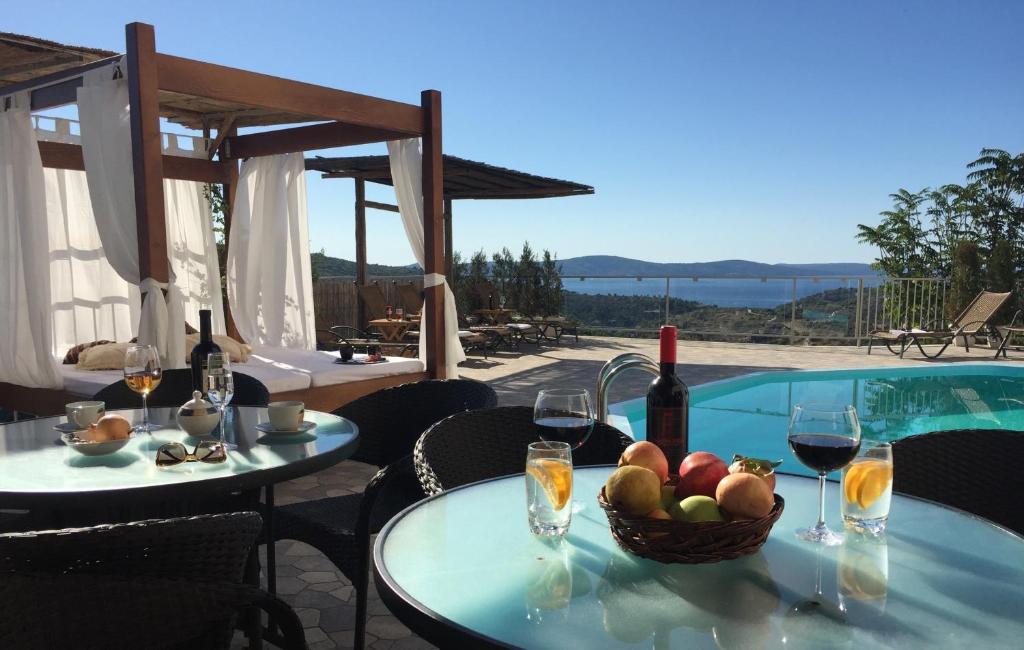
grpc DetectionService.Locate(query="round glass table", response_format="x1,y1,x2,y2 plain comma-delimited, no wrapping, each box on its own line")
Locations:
0,407,359,509
374,467,1024,649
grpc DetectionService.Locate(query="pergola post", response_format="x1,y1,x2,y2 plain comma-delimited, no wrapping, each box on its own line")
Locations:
444,198,453,281
354,177,368,328
421,90,446,379
126,23,169,285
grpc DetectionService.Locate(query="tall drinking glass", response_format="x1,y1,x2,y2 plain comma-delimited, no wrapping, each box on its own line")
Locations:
206,352,235,449
841,442,893,535
788,404,861,545
526,441,573,536
124,344,162,433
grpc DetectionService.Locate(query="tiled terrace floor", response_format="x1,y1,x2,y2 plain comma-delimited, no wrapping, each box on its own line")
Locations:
254,336,1020,648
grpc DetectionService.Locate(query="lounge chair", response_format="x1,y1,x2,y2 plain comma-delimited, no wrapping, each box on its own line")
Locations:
356,283,389,324
329,325,418,357
396,282,423,316
867,290,1012,359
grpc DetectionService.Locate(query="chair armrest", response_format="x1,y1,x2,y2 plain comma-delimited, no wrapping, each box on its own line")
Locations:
355,454,421,542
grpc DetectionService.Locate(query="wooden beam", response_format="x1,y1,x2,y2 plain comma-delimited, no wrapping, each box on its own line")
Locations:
444,199,453,281
227,122,402,159
0,53,84,77
319,170,393,180
355,178,367,328
126,23,169,284
364,200,400,213
36,141,229,183
206,114,235,160
156,53,424,135
0,55,121,108
421,90,446,379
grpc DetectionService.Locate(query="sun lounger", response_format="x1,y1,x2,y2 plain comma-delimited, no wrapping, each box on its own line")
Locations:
867,291,1012,359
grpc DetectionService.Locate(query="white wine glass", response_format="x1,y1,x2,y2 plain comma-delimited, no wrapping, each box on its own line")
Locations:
124,344,162,433
206,352,236,450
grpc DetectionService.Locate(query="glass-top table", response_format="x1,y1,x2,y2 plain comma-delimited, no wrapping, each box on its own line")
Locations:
374,467,1024,649
0,407,359,509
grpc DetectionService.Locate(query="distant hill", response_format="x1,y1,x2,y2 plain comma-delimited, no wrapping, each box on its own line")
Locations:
557,255,878,278
312,253,421,278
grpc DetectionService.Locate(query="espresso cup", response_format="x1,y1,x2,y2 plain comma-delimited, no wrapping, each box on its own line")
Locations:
268,401,305,431
66,401,105,428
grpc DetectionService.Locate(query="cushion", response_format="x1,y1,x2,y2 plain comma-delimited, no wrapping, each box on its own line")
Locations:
185,334,252,364
63,340,115,364
76,343,130,370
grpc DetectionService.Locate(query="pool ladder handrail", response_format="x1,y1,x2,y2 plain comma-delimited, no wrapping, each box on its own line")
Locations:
597,353,660,424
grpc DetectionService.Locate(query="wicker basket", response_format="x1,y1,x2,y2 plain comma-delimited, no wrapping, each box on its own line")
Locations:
597,486,785,564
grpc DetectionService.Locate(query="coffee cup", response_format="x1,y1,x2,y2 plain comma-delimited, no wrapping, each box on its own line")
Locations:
268,401,305,431
66,401,105,428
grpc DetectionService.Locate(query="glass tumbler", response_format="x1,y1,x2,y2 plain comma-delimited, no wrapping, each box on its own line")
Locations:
525,441,573,536
841,442,893,535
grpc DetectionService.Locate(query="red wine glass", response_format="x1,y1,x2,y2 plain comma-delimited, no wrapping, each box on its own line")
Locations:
533,388,595,451
788,403,861,545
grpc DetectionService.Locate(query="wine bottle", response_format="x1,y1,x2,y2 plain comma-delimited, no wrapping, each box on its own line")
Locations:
190,309,221,392
646,325,689,471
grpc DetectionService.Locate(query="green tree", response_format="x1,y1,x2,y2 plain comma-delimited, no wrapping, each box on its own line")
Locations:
465,250,490,310
856,189,930,277
539,249,564,315
491,248,516,307
515,242,541,315
948,240,982,320
449,251,469,316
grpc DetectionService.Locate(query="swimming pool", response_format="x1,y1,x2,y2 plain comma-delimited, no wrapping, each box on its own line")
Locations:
608,364,1024,478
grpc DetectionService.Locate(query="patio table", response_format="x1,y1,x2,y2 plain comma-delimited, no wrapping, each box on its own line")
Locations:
374,467,1024,649
369,317,415,342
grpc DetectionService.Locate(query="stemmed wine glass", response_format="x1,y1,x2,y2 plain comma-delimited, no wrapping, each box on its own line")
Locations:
124,344,162,433
534,388,595,513
206,352,236,450
788,403,861,545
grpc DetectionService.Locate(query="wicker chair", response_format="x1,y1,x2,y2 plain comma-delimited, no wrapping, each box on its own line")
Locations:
414,405,633,495
93,368,270,409
271,379,498,649
892,428,1024,535
0,512,305,649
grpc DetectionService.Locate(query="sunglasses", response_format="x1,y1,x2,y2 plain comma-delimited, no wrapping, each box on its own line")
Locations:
155,440,227,467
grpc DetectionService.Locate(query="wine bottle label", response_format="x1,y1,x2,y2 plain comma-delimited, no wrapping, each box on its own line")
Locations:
648,406,686,469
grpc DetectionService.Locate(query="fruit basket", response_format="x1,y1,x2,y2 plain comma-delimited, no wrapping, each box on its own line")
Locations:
598,481,784,564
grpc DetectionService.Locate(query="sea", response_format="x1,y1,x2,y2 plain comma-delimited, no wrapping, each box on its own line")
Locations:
562,276,884,309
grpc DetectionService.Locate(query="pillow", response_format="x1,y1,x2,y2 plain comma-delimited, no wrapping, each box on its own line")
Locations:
185,334,252,364
63,340,115,364
76,343,130,370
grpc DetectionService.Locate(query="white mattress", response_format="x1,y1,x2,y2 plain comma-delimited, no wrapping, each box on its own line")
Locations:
58,347,424,397
247,347,425,388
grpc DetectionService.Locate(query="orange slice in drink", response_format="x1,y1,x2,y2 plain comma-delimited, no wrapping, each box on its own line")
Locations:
844,460,893,509
527,459,572,510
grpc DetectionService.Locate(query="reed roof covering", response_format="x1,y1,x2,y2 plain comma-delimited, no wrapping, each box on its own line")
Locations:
306,154,594,200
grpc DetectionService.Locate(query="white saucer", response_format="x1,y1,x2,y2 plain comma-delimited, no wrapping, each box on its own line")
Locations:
54,422,87,433
255,421,316,436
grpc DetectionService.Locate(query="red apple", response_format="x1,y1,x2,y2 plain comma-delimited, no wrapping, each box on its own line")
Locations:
618,441,669,484
675,451,729,499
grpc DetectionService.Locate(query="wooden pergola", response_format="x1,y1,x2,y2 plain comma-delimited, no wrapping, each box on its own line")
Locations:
0,22,455,413
305,154,594,324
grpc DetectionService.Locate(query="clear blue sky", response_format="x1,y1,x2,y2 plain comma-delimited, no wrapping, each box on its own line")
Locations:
9,1,1023,266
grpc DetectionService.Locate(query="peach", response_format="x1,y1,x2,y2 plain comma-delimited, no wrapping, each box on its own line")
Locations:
716,473,774,520
618,441,669,484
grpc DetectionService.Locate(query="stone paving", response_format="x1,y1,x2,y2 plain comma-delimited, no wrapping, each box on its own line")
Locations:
246,335,1018,648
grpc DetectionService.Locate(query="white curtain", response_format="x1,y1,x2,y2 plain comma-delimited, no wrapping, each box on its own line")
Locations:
0,93,63,388
227,153,315,350
387,139,464,377
164,179,225,335
45,167,141,354
78,59,186,368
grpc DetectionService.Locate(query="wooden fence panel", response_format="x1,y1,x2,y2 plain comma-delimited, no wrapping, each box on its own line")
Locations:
313,276,424,329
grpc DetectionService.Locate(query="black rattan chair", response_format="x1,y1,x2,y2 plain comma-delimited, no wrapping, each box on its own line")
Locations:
414,405,632,496
892,428,1024,535
271,379,497,649
0,512,305,649
93,368,270,408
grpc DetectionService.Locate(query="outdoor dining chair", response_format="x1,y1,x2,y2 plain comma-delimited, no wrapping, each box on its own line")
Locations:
271,378,497,650
892,428,1024,535
93,368,271,409
867,290,1013,359
414,405,633,495
0,512,305,649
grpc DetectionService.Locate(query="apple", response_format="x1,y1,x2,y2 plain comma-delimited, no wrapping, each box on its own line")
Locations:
618,441,669,484
728,455,780,492
675,451,729,499
669,495,725,523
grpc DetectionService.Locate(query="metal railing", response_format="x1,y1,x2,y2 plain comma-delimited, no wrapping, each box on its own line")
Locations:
558,274,950,345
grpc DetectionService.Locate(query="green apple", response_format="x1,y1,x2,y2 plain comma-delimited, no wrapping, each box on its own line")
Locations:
676,495,725,523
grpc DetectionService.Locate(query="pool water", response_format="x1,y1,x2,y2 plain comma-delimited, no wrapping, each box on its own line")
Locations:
608,364,1024,478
